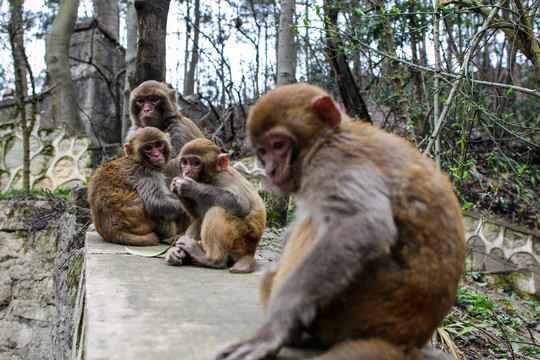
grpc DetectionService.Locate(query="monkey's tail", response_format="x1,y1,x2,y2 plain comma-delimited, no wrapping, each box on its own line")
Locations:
117,232,161,246
229,255,256,274
314,339,423,360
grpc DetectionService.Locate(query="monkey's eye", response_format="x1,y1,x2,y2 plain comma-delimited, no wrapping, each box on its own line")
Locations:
181,159,188,165
193,159,201,166
155,141,163,148
272,141,284,150
149,96,160,103
143,145,152,152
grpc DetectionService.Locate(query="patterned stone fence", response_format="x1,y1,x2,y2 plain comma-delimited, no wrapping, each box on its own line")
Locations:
0,116,93,193
464,212,540,270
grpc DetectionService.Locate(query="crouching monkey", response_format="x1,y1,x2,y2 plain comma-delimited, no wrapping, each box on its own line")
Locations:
166,138,266,273
215,84,466,359
88,127,188,246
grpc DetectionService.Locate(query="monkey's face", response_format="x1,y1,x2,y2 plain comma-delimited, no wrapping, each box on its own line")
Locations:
253,128,297,193
141,140,167,168
180,156,203,181
135,95,163,127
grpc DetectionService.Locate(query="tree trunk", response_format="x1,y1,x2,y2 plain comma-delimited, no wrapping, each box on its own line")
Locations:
377,1,416,142
45,0,82,135
323,1,371,122
9,0,27,94
129,0,171,88
94,0,119,41
276,0,295,86
8,0,37,192
122,0,138,141
184,0,200,95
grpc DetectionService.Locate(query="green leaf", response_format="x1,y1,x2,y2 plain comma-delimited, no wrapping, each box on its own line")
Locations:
125,235,179,257
505,88,513,98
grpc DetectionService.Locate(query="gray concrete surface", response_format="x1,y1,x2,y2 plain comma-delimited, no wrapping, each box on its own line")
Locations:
84,231,324,359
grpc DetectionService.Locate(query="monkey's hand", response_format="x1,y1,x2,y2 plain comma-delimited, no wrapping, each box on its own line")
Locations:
171,177,197,197
165,243,187,266
214,334,281,360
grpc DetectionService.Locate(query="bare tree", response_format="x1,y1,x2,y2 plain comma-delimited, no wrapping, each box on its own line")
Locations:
184,0,200,95
323,1,371,122
45,0,82,135
376,0,415,141
276,0,296,86
122,0,138,141
8,0,37,192
129,0,171,87
94,0,119,41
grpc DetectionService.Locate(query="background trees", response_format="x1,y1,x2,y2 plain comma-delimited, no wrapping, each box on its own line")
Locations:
0,0,538,229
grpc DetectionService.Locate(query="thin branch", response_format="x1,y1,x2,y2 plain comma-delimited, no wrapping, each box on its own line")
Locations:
423,0,508,156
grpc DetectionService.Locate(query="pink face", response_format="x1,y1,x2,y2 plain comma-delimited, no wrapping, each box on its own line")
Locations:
142,140,166,167
253,128,297,193
180,156,203,180
135,95,162,126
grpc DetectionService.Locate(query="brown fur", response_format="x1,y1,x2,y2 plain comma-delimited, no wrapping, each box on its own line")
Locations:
215,84,465,360
166,138,266,273
127,80,204,163
88,127,188,246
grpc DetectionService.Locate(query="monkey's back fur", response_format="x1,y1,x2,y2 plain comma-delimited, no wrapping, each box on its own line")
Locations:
88,157,162,246
293,121,466,348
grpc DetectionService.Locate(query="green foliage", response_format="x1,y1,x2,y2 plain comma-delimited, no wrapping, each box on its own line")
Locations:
441,276,540,358
0,188,70,199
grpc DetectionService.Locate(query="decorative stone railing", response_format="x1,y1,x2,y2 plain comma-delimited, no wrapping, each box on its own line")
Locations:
0,116,92,192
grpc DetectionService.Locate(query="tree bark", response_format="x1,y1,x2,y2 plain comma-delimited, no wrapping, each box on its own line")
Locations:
9,0,27,94
377,1,415,141
323,1,371,122
184,0,200,95
8,0,37,192
122,0,138,141
45,0,82,135
94,0,119,41
276,0,296,86
129,0,171,88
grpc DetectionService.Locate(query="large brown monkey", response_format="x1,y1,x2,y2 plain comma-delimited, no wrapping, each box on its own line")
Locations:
215,84,466,359
127,80,204,159
88,127,187,246
165,138,266,274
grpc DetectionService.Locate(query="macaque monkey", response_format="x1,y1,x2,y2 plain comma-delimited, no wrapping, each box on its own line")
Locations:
215,84,466,359
88,127,188,246
128,80,204,159
165,138,266,274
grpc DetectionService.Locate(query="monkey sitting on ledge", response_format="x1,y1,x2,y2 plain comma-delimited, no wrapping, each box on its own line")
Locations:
88,127,187,246
215,84,466,360
165,138,266,274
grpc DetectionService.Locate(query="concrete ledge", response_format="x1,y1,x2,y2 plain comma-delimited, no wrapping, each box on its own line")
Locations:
84,231,323,359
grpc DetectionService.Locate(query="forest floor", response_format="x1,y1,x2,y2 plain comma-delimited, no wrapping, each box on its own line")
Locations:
256,228,540,360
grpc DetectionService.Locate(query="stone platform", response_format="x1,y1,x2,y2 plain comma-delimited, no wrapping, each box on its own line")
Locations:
84,231,323,359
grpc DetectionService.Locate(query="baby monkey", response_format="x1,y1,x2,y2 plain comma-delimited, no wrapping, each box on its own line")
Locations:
88,127,187,246
166,138,266,273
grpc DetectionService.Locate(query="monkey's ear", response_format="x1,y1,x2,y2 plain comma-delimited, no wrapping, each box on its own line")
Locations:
311,95,341,130
124,143,134,157
217,154,229,171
